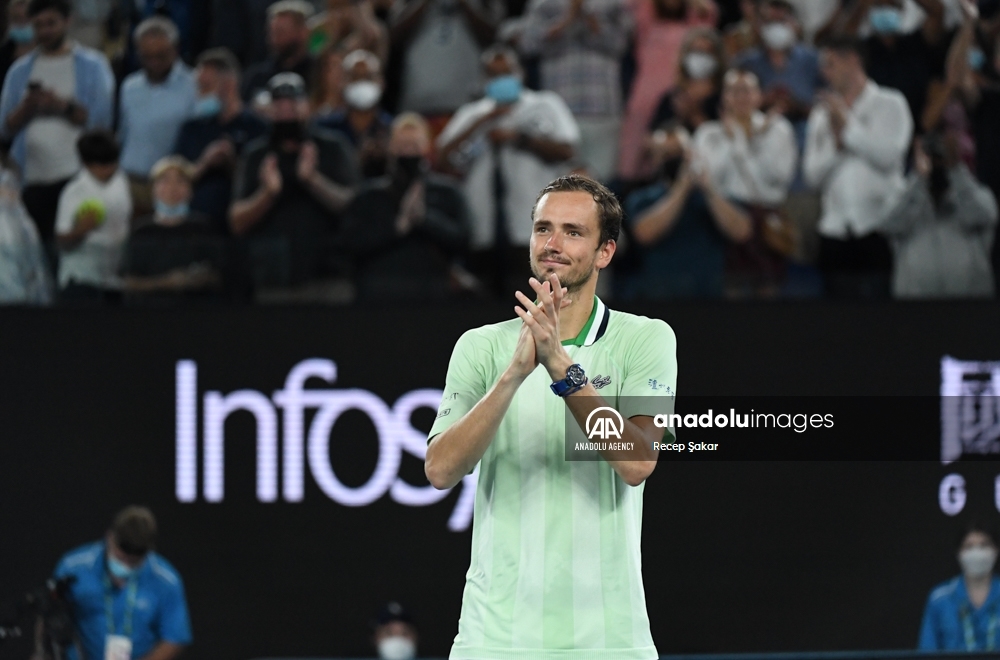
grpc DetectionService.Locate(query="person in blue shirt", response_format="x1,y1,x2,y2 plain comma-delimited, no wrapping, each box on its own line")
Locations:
919,522,1000,652
52,506,192,660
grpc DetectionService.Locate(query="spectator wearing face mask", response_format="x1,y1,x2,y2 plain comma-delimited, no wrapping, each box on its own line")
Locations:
118,16,197,221
919,522,1000,652
617,0,717,183
122,156,228,299
827,0,947,125
644,28,725,182
0,0,35,89
436,45,578,297
174,48,268,232
230,72,359,287
342,113,468,301
803,35,912,299
880,131,996,298
517,0,632,182
735,0,822,127
371,601,419,660
242,1,317,108
317,49,393,179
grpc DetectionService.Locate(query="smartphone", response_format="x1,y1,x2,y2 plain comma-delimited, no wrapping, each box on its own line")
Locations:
27,81,41,92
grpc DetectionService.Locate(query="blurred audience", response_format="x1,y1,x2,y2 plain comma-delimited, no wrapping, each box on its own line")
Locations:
881,131,996,298
318,49,394,178
919,522,1000,651
0,157,52,304
390,0,504,124
623,122,752,299
122,156,228,299
724,0,758,60
693,69,798,295
0,0,115,247
518,0,632,181
54,130,131,302
242,1,316,108
308,0,389,62
174,48,268,231
343,113,469,301
437,45,577,296
0,0,35,87
803,35,912,299
118,16,196,221
310,46,347,119
618,0,717,183
372,601,418,660
229,72,358,287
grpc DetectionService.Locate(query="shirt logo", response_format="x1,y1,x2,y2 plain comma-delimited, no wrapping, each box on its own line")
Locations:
592,374,611,389
436,408,451,419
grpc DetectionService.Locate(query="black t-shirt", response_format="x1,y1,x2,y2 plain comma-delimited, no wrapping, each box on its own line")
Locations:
973,86,1000,197
120,212,231,295
865,30,950,126
241,56,316,103
173,111,268,230
649,89,722,132
233,127,359,284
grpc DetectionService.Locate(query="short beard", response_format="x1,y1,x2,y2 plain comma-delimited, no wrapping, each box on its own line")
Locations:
529,252,597,295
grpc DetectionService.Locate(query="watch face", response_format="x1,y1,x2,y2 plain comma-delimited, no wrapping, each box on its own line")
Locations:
566,364,586,387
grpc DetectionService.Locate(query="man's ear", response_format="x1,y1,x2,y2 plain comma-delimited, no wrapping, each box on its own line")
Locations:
597,239,616,270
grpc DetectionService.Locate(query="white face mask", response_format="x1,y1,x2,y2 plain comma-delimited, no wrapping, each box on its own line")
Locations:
344,80,383,110
683,52,718,80
960,547,998,579
378,636,416,660
761,22,796,51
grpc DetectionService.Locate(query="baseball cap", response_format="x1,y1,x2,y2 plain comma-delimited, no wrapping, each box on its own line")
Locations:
373,601,414,628
267,73,307,101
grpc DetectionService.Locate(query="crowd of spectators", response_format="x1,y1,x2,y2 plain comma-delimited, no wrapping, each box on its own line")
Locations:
0,0,996,304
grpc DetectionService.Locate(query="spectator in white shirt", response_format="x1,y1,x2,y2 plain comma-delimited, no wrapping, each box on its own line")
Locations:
694,68,797,295
118,16,196,220
803,34,912,298
54,129,132,302
436,45,579,297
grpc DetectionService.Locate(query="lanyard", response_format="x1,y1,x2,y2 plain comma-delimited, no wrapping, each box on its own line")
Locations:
960,603,999,651
102,574,138,639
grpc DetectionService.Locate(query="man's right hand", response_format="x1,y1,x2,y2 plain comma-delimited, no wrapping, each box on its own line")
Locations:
507,322,539,381
200,139,236,171
259,154,283,196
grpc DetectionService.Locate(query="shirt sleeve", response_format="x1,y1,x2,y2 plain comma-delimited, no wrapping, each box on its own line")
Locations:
917,593,941,650
427,328,494,442
54,181,78,235
840,90,912,174
156,575,193,645
535,92,581,144
617,318,677,420
802,106,838,190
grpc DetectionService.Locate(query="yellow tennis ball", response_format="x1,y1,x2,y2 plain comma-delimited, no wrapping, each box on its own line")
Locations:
76,198,107,225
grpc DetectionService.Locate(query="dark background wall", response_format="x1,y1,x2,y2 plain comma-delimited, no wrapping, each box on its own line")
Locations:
0,301,998,660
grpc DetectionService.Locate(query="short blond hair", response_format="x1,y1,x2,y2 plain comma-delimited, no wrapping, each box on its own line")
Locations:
150,155,195,181
391,112,430,139
267,0,314,22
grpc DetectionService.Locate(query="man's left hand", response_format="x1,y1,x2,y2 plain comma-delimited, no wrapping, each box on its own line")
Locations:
297,141,319,182
513,274,572,380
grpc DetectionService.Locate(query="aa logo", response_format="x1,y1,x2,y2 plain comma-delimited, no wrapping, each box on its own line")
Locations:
586,407,624,440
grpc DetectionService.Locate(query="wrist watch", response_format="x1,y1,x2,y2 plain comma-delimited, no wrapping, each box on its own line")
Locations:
550,363,587,397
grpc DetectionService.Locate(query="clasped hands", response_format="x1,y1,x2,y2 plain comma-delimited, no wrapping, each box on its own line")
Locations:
508,273,575,382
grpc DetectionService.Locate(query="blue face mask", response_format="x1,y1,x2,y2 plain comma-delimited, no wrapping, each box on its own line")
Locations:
485,75,522,105
969,48,986,70
107,555,140,581
192,95,222,119
869,6,902,34
155,200,189,219
8,24,32,44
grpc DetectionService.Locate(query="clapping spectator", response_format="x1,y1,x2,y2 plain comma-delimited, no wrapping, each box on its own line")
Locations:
390,0,504,122
343,113,469,301
308,0,389,63
693,69,797,295
518,0,632,181
229,73,359,287
803,35,912,298
0,0,115,247
118,16,197,221
317,49,393,178
54,130,131,302
243,1,317,108
622,123,752,299
437,45,578,296
618,0,717,183
174,48,268,231
122,156,229,299
881,132,997,297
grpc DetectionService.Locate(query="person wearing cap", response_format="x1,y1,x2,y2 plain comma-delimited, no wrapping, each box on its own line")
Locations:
230,71,359,286
173,48,268,232
121,156,228,298
316,49,393,178
372,602,418,660
242,1,316,110
51,505,192,660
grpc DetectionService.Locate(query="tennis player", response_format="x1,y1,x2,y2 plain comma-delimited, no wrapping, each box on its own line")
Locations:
425,174,676,660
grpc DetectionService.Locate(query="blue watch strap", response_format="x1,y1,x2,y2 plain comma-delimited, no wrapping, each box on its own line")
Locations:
551,364,587,397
